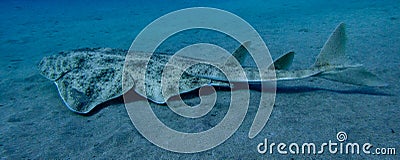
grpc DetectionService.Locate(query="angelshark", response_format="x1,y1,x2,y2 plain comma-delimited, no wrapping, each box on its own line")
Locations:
38,23,387,114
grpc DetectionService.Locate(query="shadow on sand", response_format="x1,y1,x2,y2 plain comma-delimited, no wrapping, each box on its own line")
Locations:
82,84,391,116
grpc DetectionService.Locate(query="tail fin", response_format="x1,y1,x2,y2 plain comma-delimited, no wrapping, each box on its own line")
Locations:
314,23,388,87
318,67,388,86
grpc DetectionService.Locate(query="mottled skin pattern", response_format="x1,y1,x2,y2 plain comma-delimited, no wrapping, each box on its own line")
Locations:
123,51,229,104
39,48,232,113
37,48,372,114
38,48,384,114
39,48,126,113
38,23,386,114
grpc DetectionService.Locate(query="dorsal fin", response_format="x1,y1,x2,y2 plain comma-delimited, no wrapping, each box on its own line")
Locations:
314,22,350,67
271,51,295,70
231,41,251,65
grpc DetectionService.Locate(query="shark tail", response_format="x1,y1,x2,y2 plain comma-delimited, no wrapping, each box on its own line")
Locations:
313,23,387,87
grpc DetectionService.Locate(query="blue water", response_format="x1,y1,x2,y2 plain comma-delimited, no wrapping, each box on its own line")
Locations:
0,0,399,159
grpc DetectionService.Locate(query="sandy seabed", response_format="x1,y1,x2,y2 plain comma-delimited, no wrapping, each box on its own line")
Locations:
0,0,399,159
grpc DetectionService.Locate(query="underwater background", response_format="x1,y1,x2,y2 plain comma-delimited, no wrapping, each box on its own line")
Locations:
0,0,399,159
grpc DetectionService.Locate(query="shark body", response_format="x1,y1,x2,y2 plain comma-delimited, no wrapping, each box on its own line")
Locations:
38,23,386,114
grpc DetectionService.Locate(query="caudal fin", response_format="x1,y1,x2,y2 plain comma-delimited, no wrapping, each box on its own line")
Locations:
314,23,388,87
319,67,388,87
